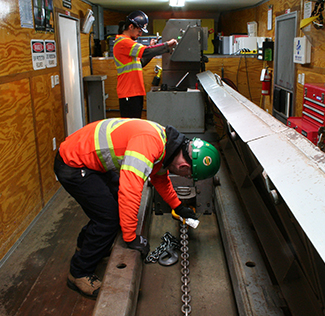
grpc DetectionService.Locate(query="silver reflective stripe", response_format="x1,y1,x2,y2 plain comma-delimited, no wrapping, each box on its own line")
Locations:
111,118,128,128
97,119,117,171
114,36,124,44
116,60,142,75
130,43,143,57
155,123,166,143
123,154,153,180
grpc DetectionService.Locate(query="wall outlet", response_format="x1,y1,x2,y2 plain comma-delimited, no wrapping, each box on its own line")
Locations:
51,75,55,88
298,73,302,84
52,137,56,151
301,73,305,85
54,75,59,85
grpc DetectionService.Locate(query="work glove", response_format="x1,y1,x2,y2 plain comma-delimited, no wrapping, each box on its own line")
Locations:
174,204,197,219
126,235,150,258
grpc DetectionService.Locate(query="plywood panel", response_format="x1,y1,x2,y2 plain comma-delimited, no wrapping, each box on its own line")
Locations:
31,73,64,204
0,0,96,262
219,0,301,37
206,57,264,106
219,8,256,36
0,0,90,77
0,79,42,259
103,10,127,26
0,4,49,76
218,0,307,118
92,56,264,117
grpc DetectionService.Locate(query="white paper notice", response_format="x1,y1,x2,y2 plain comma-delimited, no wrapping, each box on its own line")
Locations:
19,0,34,28
267,6,273,31
304,1,312,32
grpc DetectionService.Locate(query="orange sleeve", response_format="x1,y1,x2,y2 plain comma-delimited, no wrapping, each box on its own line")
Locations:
118,134,164,242
150,172,181,210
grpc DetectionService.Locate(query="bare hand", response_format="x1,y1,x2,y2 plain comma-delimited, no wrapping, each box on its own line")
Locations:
166,39,177,48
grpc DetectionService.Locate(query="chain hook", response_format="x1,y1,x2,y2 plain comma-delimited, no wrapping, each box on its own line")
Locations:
158,247,179,266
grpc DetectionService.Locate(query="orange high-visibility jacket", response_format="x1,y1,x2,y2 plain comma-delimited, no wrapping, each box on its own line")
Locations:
113,35,147,99
59,118,181,242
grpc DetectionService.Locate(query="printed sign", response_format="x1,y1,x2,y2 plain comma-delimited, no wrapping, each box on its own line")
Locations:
63,0,71,9
31,40,46,70
19,0,34,29
45,0,54,32
33,0,45,32
45,40,57,67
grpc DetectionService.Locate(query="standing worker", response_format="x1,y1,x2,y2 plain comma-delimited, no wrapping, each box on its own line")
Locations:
54,118,220,299
113,10,177,118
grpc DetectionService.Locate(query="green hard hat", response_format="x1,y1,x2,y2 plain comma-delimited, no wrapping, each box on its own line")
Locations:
191,138,220,181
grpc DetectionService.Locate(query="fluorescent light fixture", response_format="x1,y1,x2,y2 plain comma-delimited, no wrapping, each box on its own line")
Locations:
169,0,185,7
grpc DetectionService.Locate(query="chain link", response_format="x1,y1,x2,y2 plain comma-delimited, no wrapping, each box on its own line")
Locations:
180,223,191,315
145,224,192,314
145,232,180,264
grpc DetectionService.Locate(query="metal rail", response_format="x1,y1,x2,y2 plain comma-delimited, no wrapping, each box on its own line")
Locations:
197,70,325,315
197,70,325,263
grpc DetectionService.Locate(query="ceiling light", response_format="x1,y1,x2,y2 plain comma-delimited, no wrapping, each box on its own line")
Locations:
169,0,185,7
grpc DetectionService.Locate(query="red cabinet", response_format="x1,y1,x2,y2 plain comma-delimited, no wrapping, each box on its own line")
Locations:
287,83,325,146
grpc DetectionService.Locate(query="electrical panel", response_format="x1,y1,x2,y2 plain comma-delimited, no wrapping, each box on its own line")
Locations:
92,5,104,40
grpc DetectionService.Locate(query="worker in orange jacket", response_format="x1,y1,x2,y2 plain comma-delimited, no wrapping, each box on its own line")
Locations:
54,118,220,299
113,10,177,118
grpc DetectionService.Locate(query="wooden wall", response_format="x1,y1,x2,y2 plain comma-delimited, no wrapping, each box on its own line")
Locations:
0,0,91,261
103,9,220,34
219,0,325,116
93,55,262,119
2,0,325,263
206,56,263,106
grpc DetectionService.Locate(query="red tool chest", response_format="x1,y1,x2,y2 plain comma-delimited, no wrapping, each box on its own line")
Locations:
287,83,325,145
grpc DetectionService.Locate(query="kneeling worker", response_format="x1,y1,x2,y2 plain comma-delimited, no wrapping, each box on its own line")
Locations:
54,118,220,299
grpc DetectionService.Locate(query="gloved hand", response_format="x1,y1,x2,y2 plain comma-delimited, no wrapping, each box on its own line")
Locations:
126,235,150,258
174,204,197,219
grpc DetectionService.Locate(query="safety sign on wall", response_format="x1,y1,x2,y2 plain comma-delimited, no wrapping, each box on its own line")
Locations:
31,40,57,70
31,39,46,70
45,40,57,68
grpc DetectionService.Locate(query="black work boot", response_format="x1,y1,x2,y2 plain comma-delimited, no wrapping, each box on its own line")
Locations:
67,273,101,299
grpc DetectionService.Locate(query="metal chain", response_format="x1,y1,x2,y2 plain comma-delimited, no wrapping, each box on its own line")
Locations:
180,222,191,315
145,232,180,263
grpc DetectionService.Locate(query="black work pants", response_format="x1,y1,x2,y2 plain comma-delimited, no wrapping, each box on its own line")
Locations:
54,152,120,278
119,95,143,118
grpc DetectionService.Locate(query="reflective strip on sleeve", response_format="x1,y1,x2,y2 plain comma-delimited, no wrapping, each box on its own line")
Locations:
130,42,143,57
147,121,167,163
114,38,144,76
121,150,154,181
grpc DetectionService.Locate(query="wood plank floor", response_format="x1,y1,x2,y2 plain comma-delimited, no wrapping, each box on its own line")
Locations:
0,188,107,316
